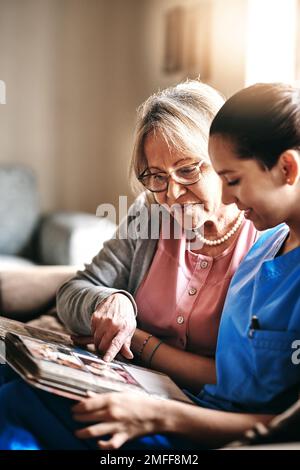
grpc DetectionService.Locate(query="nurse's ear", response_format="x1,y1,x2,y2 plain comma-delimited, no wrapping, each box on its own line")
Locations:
278,150,300,185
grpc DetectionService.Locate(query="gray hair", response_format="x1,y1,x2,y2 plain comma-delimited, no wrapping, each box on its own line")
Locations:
130,79,225,197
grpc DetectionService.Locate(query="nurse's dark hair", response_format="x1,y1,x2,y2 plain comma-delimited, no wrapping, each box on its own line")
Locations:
210,83,300,169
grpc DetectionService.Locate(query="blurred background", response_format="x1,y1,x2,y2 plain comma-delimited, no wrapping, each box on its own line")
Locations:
0,0,299,214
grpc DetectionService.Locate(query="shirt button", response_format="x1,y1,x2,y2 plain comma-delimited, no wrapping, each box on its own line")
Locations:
188,287,197,295
177,315,184,325
200,260,208,269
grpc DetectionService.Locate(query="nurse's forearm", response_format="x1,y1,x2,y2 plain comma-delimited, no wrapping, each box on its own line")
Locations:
149,342,216,390
131,329,216,390
161,400,274,448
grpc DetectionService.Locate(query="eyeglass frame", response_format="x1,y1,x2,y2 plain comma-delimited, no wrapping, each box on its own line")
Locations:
137,160,205,193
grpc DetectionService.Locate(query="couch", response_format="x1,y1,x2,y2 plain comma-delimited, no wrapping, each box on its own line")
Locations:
0,164,116,268
0,163,116,325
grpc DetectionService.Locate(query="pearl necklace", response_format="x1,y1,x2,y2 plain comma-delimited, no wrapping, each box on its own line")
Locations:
196,211,244,246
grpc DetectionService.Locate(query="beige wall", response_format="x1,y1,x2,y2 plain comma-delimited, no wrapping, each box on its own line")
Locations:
136,0,248,98
0,0,248,214
0,0,62,211
0,0,145,213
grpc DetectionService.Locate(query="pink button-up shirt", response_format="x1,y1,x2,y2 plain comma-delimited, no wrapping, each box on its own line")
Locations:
135,220,258,357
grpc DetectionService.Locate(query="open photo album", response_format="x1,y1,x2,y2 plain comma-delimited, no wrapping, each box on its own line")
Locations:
0,317,192,404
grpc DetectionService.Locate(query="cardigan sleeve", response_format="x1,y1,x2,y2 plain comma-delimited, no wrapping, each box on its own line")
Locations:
56,194,150,334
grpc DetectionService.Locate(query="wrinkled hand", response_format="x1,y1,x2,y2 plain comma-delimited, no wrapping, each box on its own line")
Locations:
72,392,163,449
88,293,136,362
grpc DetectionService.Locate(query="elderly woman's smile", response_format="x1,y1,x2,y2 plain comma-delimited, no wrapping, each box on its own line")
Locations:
144,130,240,237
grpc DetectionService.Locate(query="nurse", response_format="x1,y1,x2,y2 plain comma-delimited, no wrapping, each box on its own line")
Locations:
1,82,300,450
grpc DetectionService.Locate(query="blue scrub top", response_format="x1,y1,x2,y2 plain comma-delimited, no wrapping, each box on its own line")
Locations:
196,224,300,414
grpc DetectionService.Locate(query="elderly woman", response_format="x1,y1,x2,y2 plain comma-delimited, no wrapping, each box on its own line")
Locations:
56,80,258,391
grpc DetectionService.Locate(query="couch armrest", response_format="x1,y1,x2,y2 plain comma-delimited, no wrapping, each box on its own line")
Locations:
0,266,76,320
37,212,116,266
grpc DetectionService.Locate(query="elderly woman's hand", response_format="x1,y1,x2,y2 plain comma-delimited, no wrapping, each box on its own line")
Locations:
72,392,165,449
91,293,137,362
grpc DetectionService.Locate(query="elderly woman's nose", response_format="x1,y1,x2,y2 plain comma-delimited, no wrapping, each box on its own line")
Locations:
167,179,186,200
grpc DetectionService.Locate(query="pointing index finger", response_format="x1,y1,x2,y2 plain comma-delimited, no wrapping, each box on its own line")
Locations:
103,331,130,362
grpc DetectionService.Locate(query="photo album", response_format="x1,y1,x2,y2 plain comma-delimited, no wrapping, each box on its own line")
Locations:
0,317,192,404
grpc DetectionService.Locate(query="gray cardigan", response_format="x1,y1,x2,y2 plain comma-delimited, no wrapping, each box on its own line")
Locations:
57,194,159,334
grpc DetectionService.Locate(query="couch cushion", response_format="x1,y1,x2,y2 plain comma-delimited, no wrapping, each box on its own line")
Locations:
0,255,35,268
0,165,39,255
38,212,116,265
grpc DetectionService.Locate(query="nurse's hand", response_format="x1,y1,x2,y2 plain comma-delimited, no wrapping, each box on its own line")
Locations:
72,392,164,449
91,293,136,362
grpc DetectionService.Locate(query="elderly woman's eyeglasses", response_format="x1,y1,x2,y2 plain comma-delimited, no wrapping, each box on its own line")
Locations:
138,161,204,193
